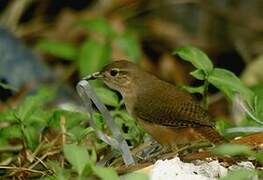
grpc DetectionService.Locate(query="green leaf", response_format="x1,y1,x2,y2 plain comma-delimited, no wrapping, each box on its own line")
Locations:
93,113,105,130
173,46,213,75
115,31,141,63
213,144,253,156
0,82,16,91
90,148,97,164
0,109,16,122
251,84,263,120
24,126,39,150
67,126,93,142
94,87,119,107
48,110,86,129
181,85,205,94
47,161,71,180
16,87,54,121
220,169,257,180
123,173,149,180
78,39,111,77
208,68,255,107
190,69,206,80
78,17,115,38
36,40,78,60
215,118,231,135
112,110,145,144
63,144,90,175
255,151,263,163
0,124,22,139
92,166,119,180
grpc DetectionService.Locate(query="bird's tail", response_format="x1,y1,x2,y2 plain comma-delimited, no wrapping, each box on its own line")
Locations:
196,127,227,144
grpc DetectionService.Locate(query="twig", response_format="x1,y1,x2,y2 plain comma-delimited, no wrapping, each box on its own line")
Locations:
201,80,209,109
0,166,47,175
60,115,66,168
28,149,60,170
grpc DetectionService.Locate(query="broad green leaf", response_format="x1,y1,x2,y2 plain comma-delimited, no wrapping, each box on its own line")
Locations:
213,144,253,156
36,40,78,60
115,31,141,63
173,46,213,75
92,166,119,180
78,17,115,38
63,144,90,175
208,68,255,108
190,69,206,80
220,169,257,180
94,87,119,107
78,39,111,77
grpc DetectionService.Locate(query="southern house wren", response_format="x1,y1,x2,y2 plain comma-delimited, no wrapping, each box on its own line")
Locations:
84,60,225,149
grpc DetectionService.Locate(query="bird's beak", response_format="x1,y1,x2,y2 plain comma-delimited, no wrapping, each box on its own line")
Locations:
82,72,103,81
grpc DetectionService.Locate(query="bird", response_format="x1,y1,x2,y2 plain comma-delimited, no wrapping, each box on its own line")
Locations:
84,60,226,151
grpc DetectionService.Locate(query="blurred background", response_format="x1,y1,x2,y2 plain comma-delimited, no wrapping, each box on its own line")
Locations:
0,0,262,121
0,0,262,177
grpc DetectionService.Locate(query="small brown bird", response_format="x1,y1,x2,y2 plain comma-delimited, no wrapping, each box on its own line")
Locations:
84,60,225,150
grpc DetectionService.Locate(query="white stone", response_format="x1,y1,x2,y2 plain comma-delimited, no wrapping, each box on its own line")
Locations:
149,157,228,180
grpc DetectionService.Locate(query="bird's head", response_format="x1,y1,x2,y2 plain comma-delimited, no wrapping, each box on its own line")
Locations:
83,60,142,93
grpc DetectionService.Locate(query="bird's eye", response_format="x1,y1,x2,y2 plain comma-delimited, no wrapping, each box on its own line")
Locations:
110,69,119,77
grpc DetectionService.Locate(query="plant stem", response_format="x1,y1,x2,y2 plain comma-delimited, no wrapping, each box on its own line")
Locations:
202,80,209,109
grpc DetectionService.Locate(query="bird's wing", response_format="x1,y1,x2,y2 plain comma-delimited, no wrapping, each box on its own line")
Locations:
133,91,215,128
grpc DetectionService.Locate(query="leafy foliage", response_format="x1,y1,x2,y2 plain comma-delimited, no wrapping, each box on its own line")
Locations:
92,166,119,180
208,68,255,107
36,16,141,78
0,84,144,178
78,39,111,77
174,46,213,75
0,45,261,179
213,144,253,156
220,169,258,180
174,47,263,178
63,144,90,175
115,31,141,63
36,40,78,61
173,46,261,125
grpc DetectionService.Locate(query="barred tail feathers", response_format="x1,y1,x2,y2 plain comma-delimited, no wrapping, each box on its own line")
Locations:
196,127,227,144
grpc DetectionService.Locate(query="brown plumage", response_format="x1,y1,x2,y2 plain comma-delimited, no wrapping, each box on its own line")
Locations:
85,60,226,148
